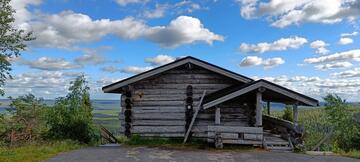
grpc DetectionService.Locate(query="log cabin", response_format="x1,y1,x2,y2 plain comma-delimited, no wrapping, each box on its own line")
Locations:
102,56,319,151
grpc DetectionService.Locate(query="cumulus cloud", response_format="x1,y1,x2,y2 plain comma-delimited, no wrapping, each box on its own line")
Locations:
145,16,224,47
120,66,153,74
145,55,176,66
239,56,285,69
20,57,82,71
115,0,148,6
3,71,82,98
304,49,360,64
310,40,329,55
239,36,307,53
332,68,360,78
315,62,353,70
338,37,354,45
236,0,360,28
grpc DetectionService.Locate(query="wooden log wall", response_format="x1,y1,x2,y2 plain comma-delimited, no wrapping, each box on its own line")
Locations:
118,65,249,138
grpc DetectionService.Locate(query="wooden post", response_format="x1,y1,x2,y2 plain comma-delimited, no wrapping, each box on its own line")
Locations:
293,104,298,125
215,107,221,125
256,90,263,127
267,101,270,115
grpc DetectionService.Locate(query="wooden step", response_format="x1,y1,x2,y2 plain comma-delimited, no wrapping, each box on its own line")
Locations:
265,140,289,145
267,146,293,152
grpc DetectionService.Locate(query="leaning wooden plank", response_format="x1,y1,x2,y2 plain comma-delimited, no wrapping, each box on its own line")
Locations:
183,90,206,143
208,126,263,134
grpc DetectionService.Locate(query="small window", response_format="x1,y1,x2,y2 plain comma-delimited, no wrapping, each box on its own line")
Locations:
239,133,244,139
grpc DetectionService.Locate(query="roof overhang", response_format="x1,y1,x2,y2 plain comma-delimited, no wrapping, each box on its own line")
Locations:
203,79,319,109
102,56,253,93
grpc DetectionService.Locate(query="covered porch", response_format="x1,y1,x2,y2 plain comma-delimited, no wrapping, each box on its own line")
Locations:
184,79,319,150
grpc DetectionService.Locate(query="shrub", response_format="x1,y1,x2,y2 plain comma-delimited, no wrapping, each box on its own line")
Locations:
324,94,360,151
0,94,47,145
46,75,99,144
281,105,293,122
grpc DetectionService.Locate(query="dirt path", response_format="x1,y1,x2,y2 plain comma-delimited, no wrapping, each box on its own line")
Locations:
45,145,358,162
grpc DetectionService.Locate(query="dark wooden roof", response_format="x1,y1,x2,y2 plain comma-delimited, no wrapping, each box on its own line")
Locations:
203,79,319,108
102,56,253,93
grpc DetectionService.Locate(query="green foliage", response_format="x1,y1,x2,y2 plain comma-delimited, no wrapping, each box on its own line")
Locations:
0,140,83,162
46,75,99,144
0,94,47,145
0,0,35,96
323,94,360,151
281,105,293,122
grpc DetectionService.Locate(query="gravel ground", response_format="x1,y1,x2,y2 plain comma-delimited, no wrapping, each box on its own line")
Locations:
45,145,359,162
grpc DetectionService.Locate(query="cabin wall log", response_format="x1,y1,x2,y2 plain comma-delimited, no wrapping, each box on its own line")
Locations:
119,66,251,138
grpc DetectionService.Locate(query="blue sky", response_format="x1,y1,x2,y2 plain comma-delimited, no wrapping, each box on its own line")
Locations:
5,0,360,101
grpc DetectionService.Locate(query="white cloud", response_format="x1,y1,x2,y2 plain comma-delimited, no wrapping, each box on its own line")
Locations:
239,56,285,69
315,62,353,70
10,0,42,26
237,0,360,28
96,77,122,86
75,52,106,65
100,66,121,73
304,49,360,64
17,6,222,49
143,4,168,18
239,36,307,53
145,16,224,47
174,1,202,13
332,68,360,78
115,0,148,6
120,66,153,74
310,40,329,55
237,0,258,19
338,37,354,45
340,31,358,37
4,71,82,98
20,57,82,71
145,55,176,66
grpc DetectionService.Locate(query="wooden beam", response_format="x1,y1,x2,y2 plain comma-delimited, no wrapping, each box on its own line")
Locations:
256,91,262,127
215,107,221,125
293,104,298,125
183,90,206,143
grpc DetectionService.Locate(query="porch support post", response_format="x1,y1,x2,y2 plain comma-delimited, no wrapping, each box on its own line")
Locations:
293,103,298,126
215,107,221,125
267,101,270,115
256,88,265,127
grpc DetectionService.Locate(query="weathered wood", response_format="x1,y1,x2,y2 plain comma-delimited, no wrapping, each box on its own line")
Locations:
122,120,185,126
293,104,298,125
184,90,206,143
208,126,263,134
131,126,185,133
256,91,262,127
103,57,251,92
207,139,263,145
244,133,263,140
215,107,221,125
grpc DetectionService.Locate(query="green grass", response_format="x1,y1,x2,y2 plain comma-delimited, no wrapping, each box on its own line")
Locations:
337,150,360,159
0,140,83,162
